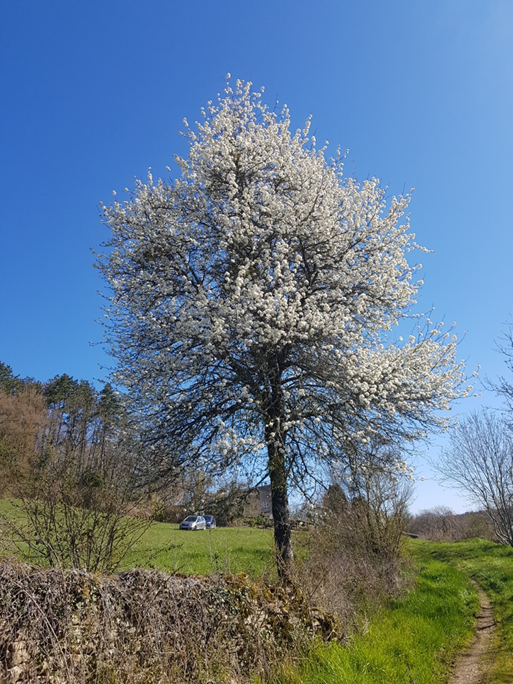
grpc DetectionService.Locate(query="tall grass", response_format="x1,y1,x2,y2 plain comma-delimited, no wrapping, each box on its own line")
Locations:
266,558,478,684
414,538,513,684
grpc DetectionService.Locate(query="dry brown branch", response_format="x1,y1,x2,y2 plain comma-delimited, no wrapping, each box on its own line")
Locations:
0,560,340,683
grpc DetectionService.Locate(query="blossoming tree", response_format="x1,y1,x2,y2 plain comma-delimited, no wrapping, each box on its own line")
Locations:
97,79,468,576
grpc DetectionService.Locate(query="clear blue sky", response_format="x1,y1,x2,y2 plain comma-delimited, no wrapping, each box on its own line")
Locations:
1,1,512,512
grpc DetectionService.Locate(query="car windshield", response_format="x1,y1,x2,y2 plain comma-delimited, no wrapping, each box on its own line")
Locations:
184,516,197,522
205,516,213,521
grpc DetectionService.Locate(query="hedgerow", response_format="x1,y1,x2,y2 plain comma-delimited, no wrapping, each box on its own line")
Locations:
0,559,340,683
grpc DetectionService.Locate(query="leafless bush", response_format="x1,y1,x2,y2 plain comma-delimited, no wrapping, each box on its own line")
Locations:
0,559,340,684
294,467,412,627
1,429,152,574
2,445,152,574
0,381,154,573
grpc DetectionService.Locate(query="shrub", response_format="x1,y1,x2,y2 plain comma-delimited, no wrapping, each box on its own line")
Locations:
408,507,496,542
2,438,152,573
294,479,411,626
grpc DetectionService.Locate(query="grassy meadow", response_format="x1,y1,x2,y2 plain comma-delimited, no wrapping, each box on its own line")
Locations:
122,521,277,577
0,498,277,578
289,538,513,684
267,555,478,684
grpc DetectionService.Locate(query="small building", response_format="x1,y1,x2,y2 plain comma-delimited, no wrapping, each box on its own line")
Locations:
243,485,273,518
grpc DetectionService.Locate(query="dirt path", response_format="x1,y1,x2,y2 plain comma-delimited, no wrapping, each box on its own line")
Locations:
449,587,495,684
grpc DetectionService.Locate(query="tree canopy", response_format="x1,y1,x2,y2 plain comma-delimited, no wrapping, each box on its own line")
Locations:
97,79,469,574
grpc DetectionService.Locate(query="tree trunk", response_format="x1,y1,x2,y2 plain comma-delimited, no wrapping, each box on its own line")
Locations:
262,360,294,580
266,415,293,580
268,439,293,580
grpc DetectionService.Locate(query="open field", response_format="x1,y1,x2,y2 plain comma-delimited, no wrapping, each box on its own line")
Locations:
0,498,278,577
122,521,277,577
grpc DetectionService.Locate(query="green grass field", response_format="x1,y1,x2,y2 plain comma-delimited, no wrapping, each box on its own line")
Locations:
0,498,276,578
122,521,276,577
292,538,513,684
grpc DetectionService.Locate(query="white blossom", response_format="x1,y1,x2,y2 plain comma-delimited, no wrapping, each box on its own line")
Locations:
97,79,470,563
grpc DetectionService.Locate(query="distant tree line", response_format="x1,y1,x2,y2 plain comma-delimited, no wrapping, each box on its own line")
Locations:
0,362,127,493
407,506,496,542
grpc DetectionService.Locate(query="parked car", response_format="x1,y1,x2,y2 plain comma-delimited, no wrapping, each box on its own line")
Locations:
179,515,206,531
204,515,216,529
